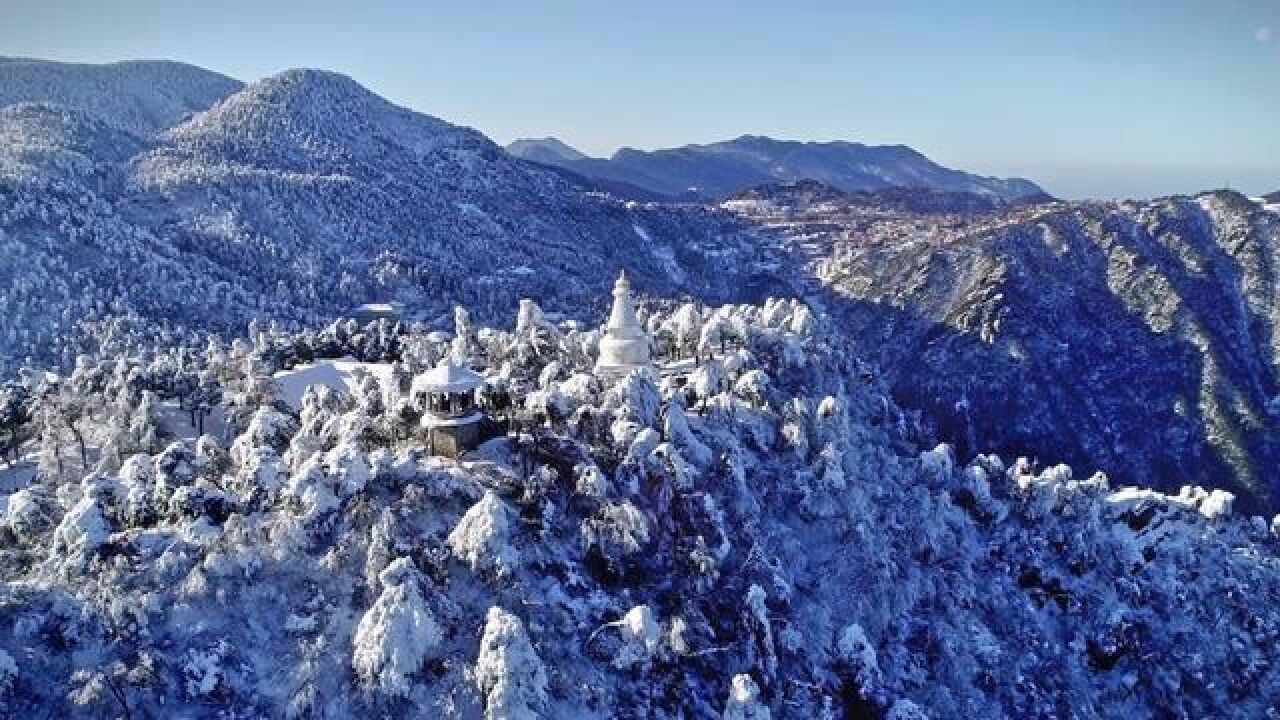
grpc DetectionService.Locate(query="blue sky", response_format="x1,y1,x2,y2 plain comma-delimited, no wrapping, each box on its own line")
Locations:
1,0,1276,199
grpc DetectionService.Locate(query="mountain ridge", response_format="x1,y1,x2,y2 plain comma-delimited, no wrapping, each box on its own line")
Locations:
507,133,1048,201
0,57,241,138
505,136,588,165
726,186,1280,512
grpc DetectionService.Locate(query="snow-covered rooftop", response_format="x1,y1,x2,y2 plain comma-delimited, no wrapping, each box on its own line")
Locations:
420,410,484,428
412,363,484,394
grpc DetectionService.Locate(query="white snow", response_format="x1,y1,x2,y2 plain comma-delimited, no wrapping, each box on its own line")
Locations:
273,360,395,412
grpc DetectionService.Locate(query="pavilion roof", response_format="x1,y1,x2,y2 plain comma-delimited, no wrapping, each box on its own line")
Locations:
412,363,484,394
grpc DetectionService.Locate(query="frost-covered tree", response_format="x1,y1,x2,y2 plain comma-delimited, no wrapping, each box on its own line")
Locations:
723,674,770,720
448,490,520,578
352,557,442,697
475,607,548,720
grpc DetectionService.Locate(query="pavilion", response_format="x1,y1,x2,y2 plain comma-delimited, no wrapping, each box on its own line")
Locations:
413,362,486,458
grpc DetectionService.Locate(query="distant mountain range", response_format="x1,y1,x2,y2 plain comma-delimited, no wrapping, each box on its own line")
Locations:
506,135,1049,202
1264,190,1280,204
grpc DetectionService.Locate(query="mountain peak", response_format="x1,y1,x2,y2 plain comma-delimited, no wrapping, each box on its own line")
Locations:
165,67,488,172
506,136,589,164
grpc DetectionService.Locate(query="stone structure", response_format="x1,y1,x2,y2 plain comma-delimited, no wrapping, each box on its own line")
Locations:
595,271,655,381
413,362,486,458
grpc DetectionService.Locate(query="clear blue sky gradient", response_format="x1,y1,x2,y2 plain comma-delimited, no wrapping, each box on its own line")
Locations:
2,0,1277,199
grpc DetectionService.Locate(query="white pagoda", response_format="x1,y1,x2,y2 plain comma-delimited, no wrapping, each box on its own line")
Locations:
412,362,486,457
595,271,655,381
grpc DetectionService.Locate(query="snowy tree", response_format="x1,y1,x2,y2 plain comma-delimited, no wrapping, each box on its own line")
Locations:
836,623,879,687
734,370,770,410
352,557,442,697
604,604,662,670
4,483,58,543
50,478,115,573
743,584,778,691
886,699,929,720
0,383,33,466
452,305,474,365
722,674,770,720
448,491,520,578
0,648,15,697
666,303,702,360
475,607,548,720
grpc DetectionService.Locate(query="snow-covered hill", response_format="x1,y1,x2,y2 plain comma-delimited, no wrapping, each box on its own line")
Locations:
2,56,1277,520
0,64,768,376
507,134,1049,202
1,299,1277,717
0,57,241,138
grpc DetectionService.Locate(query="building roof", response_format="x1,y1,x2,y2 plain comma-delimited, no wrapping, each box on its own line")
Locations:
412,363,484,394
350,302,403,318
420,410,484,428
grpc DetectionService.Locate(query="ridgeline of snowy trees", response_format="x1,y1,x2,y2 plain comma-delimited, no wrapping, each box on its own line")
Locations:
2,296,1280,718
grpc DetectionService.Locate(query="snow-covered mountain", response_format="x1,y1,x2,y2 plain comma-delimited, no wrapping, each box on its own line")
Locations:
507,133,1049,202
3,57,1280,718
0,57,241,137
505,136,588,165
728,188,1280,513
1,298,1277,717
0,64,767,375
2,56,1277,518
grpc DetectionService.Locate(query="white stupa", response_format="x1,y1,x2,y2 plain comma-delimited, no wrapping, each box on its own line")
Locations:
595,271,655,381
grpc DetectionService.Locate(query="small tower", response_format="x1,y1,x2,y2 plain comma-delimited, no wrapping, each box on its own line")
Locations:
413,362,486,458
595,271,655,381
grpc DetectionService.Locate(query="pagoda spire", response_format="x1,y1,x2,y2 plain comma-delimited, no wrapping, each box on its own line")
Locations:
595,270,654,380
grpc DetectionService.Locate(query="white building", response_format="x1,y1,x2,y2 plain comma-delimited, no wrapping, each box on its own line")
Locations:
595,271,655,381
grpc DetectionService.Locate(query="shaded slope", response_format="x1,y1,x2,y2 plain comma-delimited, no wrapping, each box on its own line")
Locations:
767,191,1280,511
